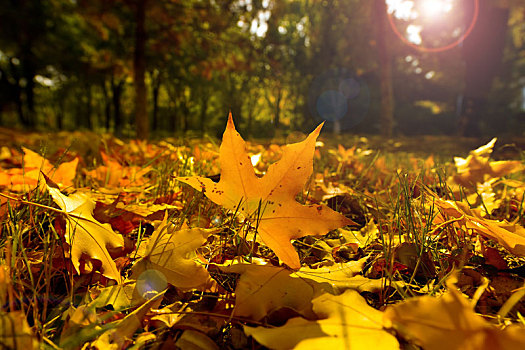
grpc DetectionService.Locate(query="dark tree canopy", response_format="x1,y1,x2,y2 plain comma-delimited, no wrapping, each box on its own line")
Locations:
0,0,523,138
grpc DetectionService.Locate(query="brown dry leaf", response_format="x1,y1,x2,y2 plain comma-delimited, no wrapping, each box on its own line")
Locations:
178,113,353,269
244,289,399,350
452,138,522,188
297,256,366,283
0,265,8,308
432,197,525,256
149,303,185,328
297,258,405,294
90,291,165,350
218,263,323,321
0,147,78,191
88,281,144,311
47,183,124,283
0,311,39,349
338,219,379,251
23,147,78,188
86,152,151,188
0,195,8,224
175,330,220,350
134,215,216,290
59,304,104,347
383,276,525,350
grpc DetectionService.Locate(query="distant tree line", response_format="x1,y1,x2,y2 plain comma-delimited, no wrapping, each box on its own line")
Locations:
0,0,523,139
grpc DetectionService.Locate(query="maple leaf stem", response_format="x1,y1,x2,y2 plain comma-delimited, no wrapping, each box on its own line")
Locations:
0,191,91,228
428,216,465,239
0,192,104,224
155,310,271,327
0,192,64,214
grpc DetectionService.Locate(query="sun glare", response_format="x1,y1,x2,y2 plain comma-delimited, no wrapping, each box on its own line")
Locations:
387,0,477,52
420,0,453,18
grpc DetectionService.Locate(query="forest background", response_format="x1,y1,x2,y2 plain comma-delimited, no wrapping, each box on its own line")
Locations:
0,0,524,140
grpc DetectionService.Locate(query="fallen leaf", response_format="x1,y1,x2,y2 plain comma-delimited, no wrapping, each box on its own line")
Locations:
244,289,399,349
90,291,165,349
60,304,101,346
175,329,219,350
394,242,436,279
0,147,78,191
218,263,323,321
0,265,8,308
88,281,143,311
337,219,379,251
149,302,185,328
296,256,367,291
23,147,78,188
47,182,124,283
383,276,525,350
86,152,151,188
452,138,522,189
432,197,525,257
0,311,39,350
299,264,405,294
134,215,216,290
178,113,353,269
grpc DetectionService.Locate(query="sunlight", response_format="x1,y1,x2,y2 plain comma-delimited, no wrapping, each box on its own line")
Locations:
387,0,478,52
406,24,422,44
419,0,453,18
387,0,416,20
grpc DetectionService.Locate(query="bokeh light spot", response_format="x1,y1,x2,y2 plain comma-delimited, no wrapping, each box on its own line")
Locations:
137,269,168,299
308,68,370,131
317,90,348,121
339,78,361,99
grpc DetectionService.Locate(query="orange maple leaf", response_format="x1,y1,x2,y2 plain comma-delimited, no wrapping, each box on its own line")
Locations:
432,196,525,257
452,138,522,188
86,152,151,188
0,147,77,191
177,113,354,269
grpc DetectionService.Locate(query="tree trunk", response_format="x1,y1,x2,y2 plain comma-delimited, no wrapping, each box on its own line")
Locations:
374,0,394,138
23,59,36,128
274,86,282,130
85,83,93,129
459,0,508,136
55,96,64,130
101,79,112,130
199,88,209,136
151,71,161,132
1,58,26,126
181,101,188,133
111,77,124,136
134,0,148,139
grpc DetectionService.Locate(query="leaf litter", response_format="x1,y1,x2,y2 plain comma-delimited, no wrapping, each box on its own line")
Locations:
0,118,525,349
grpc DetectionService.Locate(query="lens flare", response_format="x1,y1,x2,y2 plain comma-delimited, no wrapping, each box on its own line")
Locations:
387,0,479,53
420,0,453,18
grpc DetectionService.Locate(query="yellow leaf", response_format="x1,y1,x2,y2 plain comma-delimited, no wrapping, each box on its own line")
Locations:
90,291,165,350
23,147,78,188
0,147,78,191
383,279,525,350
432,197,525,256
88,281,143,310
218,263,323,321
178,113,353,269
297,258,405,294
47,184,124,283
244,289,399,350
135,215,216,290
452,138,522,188
0,311,39,350
85,152,151,188
175,330,220,350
